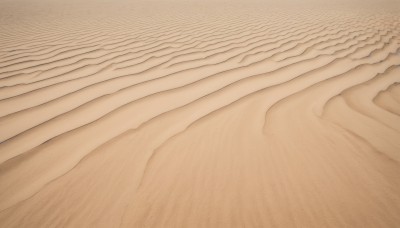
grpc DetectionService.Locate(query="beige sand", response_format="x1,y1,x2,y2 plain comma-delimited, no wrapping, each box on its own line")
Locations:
0,0,400,227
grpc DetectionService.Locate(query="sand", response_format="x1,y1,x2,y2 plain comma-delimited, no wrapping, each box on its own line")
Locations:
0,0,400,227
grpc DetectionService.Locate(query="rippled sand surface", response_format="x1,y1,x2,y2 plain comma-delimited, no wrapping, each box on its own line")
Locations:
0,0,400,227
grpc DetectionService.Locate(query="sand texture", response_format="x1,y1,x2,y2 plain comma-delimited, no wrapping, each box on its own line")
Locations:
1,0,400,227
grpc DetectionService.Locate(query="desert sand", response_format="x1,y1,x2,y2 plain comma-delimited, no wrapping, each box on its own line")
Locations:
0,0,400,227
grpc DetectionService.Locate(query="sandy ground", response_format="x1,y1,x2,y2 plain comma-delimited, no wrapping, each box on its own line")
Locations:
0,0,400,227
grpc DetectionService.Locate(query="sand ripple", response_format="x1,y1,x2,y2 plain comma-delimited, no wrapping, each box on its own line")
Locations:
0,0,400,227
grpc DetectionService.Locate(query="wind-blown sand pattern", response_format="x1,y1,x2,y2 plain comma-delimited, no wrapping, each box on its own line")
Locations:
0,0,400,227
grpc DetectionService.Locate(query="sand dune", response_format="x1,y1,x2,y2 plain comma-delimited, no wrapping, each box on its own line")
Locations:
0,0,400,227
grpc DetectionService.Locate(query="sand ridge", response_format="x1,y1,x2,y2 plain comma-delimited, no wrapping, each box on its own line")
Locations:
0,0,400,227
